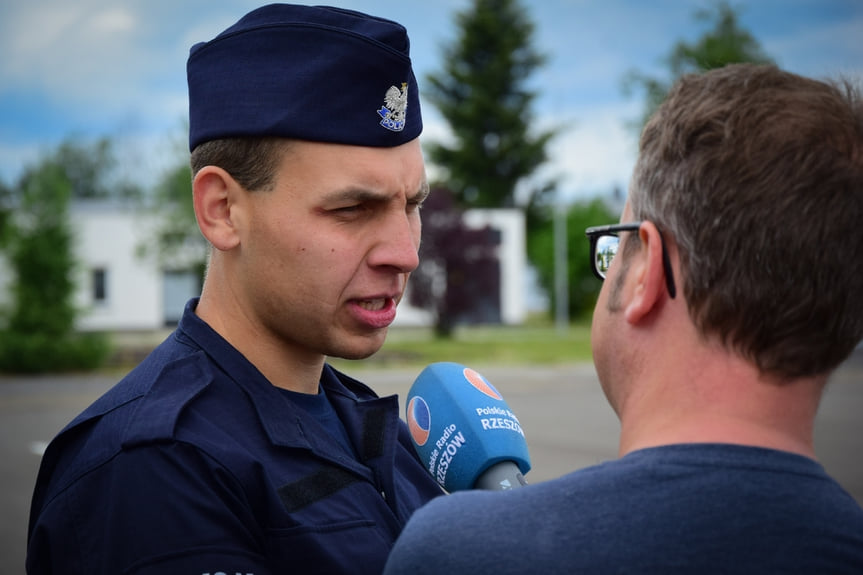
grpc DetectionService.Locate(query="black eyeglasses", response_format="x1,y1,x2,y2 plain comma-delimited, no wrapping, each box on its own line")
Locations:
584,222,676,299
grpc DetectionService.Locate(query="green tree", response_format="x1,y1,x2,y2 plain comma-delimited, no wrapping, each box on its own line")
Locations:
425,0,557,223
0,146,110,373
528,198,617,320
52,137,142,200
624,1,774,129
135,122,207,280
0,179,12,248
137,159,207,280
409,188,502,337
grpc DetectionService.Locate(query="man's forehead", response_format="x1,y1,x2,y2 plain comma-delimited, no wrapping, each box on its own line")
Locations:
276,140,427,193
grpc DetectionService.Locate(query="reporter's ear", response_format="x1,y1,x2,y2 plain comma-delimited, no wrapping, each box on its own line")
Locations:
624,221,668,325
193,166,241,251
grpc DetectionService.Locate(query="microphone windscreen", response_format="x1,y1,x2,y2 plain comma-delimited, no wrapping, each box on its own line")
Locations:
406,362,531,492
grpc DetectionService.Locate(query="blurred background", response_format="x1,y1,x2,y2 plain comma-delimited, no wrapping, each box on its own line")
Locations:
1,1,861,370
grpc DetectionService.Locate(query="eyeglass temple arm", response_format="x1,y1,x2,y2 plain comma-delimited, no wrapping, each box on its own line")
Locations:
659,231,677,299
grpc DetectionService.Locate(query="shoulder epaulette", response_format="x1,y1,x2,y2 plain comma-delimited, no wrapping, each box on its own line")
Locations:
121,352,214,448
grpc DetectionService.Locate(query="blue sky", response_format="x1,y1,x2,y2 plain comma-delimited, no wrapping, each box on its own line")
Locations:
1,0,861,202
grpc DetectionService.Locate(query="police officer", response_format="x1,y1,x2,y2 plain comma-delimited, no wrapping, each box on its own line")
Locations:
27,4,443,574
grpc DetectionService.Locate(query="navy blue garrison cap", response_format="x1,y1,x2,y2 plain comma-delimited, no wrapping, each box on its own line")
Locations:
187,3,421,151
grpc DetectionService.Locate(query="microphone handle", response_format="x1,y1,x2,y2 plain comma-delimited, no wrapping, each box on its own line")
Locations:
474,461,529,491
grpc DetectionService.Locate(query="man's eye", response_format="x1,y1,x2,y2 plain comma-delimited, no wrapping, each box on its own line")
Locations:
333,204,363,214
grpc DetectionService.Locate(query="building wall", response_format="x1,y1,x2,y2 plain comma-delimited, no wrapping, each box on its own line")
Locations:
463,208,526,325
1,203,526,331
72,203,166,331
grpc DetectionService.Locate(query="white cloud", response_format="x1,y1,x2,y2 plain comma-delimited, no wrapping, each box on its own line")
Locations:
2,2,138,95
1,0,859,195
0,1,189,125
90,7,135,33
539,101,641,202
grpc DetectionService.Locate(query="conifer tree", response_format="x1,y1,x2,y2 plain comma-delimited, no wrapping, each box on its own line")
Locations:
425,0,556,222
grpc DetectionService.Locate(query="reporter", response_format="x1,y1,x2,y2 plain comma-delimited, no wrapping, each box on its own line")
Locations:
384,64,863,574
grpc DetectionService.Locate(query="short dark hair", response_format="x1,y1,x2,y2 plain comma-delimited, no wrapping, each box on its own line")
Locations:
190,137,293,192
630,64,863,378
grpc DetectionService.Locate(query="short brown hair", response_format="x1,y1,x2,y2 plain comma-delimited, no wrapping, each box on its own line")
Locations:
190,137,293,191
629,64,863,378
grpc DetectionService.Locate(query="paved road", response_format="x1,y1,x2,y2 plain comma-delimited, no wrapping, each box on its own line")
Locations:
2,352,861,572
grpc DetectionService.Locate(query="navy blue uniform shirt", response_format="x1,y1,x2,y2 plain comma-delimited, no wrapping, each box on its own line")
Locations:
27,299,443,574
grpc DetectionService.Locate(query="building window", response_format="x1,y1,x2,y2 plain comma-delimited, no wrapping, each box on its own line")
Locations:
92,267,108,303
163,269,201,325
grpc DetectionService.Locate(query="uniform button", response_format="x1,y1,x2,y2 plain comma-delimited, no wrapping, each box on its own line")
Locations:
380,490,387,500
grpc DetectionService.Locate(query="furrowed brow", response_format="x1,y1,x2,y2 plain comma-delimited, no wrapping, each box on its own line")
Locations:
410,179,430,203
322,187,388,204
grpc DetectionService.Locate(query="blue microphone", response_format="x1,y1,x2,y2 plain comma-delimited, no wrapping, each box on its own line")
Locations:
405,362,531,492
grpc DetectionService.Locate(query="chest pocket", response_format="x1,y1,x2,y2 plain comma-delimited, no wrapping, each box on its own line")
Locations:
267,467,393,574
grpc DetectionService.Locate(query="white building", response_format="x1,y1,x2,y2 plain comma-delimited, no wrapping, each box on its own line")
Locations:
0,202,527,332
71,202,201,330
463,208,526,326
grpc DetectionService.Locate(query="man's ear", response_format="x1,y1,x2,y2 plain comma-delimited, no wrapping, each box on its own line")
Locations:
623,221,668,324
193,166,241,251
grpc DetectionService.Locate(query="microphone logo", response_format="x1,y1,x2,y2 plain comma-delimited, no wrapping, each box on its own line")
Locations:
407,396,431,446
463,367,503,400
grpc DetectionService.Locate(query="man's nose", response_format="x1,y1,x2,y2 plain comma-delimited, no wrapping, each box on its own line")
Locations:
368,211,420,273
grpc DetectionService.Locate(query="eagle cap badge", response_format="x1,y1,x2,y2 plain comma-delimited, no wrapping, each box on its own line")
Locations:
378,82,408,132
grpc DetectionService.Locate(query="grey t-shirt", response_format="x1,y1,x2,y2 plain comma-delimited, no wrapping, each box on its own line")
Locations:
384,443,863,574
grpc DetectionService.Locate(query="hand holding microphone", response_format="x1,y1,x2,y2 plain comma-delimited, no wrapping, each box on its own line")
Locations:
406,362,531,492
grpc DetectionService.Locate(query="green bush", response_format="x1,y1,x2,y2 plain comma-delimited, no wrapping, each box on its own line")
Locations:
0,140,116,374
0,330,111,374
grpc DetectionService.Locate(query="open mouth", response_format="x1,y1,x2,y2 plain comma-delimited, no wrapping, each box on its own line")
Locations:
356,298,388,311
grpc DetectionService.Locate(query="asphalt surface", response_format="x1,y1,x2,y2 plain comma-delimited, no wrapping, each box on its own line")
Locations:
2,351,861,573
